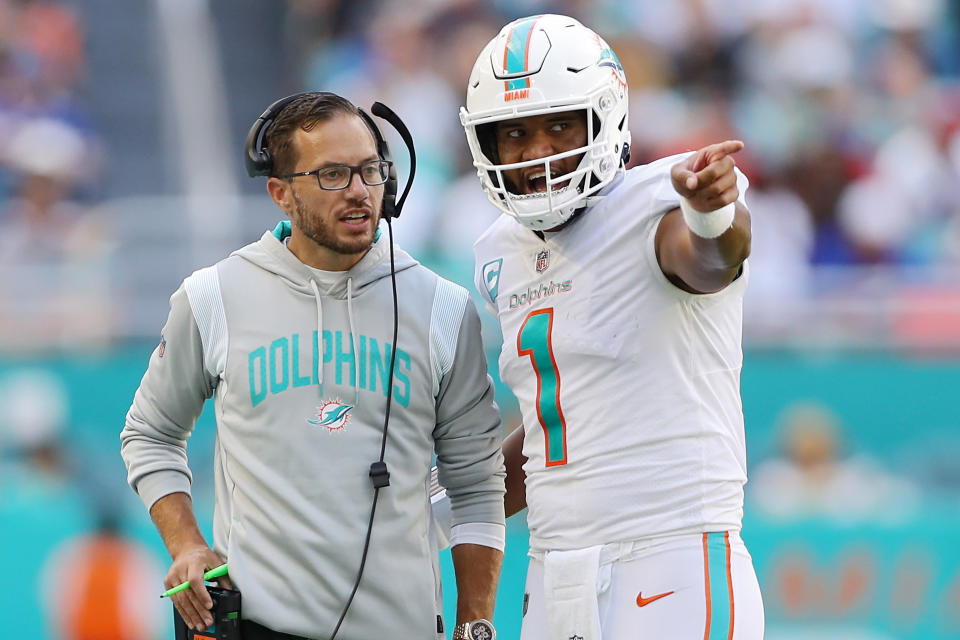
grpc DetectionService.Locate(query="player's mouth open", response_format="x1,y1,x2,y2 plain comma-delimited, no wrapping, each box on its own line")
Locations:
341,211,369,225
526,171,570,194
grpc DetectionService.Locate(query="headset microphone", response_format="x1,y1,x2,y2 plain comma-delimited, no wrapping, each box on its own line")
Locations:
369,102,417,219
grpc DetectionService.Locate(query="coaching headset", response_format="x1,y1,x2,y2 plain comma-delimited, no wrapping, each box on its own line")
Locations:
244,90,415,218
244,92,417,640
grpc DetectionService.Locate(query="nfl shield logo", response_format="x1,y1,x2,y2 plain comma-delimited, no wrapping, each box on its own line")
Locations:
535,249,549,273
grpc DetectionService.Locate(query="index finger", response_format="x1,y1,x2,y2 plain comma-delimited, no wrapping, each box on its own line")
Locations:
703,139,744,165
187,567,214,610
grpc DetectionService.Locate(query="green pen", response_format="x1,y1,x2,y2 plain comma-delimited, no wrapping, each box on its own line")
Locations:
160,563,229,598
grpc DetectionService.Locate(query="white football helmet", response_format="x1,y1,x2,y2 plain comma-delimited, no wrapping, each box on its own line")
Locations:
460,14,631,230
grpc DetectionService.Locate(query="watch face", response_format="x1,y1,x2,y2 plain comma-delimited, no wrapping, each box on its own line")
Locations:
469,620,494,640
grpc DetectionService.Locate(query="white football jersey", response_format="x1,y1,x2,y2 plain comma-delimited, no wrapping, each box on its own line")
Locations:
474,154,751,551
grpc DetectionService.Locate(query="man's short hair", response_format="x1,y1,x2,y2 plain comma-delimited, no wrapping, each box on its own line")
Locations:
265,92,375,177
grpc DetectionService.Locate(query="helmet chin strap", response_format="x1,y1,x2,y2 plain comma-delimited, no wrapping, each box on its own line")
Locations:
513,185,572,200
528,175,618,233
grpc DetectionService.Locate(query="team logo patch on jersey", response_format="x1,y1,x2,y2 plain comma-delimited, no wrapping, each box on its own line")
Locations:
307,400,353,432
482,258,503,302
535,249,550,273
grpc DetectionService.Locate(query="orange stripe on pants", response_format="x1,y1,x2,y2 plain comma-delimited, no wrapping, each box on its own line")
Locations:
703,533,712,640
726,531,735,640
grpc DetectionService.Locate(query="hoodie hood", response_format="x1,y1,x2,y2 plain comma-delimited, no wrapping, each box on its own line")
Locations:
232,220,419,298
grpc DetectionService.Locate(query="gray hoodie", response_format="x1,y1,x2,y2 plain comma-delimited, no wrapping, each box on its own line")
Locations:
121,223,505,638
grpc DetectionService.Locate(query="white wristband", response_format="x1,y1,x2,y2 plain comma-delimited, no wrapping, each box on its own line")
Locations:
679,197,735,239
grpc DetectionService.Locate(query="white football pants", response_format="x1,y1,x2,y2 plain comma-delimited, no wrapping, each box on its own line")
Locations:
520,531,765,640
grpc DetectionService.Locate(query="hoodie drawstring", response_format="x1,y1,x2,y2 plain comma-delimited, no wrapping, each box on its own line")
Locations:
309,277,360,407
346,277,360,408
310,280,324,388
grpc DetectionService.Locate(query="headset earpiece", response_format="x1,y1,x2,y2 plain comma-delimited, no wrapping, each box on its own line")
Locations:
358,108,398,220
244,92,313,177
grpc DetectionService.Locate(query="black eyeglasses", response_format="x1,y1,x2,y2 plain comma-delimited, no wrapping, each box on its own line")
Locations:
280,160,392,191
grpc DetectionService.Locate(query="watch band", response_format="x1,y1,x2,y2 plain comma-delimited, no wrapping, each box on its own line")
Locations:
453,618,496,640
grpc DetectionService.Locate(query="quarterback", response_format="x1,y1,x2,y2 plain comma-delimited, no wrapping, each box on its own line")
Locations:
460,14,765,640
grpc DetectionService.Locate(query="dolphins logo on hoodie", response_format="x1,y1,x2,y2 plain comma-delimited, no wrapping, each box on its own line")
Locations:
308,400,354,432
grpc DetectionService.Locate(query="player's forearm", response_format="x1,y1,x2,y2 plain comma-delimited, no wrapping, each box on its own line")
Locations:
688,202,751,272
503,426,528,517
451,543,503,623
150,491,209,558
658,203,751,293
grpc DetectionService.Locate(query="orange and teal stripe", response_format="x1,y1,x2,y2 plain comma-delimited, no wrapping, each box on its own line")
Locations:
517,308,568,466
702,532,735,640
502,16,542,91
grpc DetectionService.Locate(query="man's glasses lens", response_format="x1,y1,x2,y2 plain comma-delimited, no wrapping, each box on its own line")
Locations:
317,161,390,190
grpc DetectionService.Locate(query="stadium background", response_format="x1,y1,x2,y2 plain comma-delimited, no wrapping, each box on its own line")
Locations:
1,1,959,638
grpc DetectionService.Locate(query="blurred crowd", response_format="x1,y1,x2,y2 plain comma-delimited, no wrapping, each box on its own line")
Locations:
0,0,112,352
749,400,921,524
286,0,960,345
1,0,959,350
291,0,960,268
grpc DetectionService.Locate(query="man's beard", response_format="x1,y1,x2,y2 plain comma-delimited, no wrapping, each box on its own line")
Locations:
292,192,376,256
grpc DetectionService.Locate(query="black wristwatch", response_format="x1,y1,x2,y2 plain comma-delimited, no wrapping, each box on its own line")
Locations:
453,618,496,640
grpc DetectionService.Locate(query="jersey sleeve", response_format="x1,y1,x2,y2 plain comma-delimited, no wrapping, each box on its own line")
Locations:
641,163,752,296
120,282,217,511
431,283,506,530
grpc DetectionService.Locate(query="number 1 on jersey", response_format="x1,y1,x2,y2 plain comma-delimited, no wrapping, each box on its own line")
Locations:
518,308,567,466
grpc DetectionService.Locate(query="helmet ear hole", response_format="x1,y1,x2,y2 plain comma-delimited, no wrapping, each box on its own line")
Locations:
476,122,503,189
476,122,499,164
